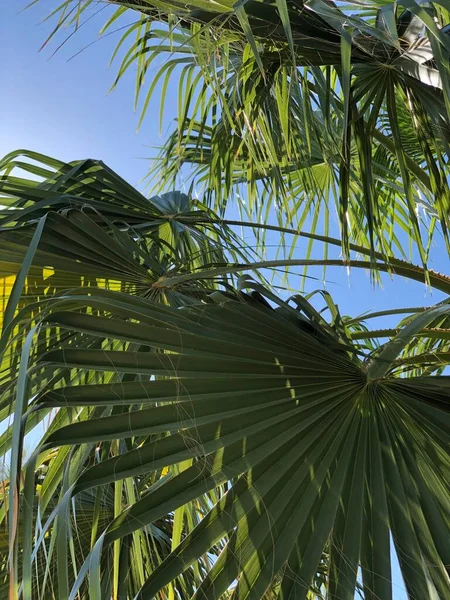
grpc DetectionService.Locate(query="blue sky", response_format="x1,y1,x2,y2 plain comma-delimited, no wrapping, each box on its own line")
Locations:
1,2,166,181
3,2,449,598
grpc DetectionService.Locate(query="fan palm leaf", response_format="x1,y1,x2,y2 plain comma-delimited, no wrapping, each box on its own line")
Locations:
6,273,450,600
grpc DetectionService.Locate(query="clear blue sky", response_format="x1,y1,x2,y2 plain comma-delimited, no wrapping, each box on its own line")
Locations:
3,2,449,598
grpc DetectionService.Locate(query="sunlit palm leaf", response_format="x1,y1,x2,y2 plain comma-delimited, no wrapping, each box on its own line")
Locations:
35,0,450,267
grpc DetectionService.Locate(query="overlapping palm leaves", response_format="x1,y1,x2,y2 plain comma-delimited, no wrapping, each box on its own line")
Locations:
5,0,450,596
0,151,247,599
5,256,450,600
0,150,449,599
38,0,450,266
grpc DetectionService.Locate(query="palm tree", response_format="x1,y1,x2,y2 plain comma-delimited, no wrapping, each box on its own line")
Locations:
38,0,450,267
1,151,449,599
5,0,450,597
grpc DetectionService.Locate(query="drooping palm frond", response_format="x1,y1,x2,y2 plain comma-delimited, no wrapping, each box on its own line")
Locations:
0,149,247,274
35,0,450,267
0,149,252,345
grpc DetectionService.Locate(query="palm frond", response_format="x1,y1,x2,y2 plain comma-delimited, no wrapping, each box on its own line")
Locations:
6,278,449,600
33,0,450,268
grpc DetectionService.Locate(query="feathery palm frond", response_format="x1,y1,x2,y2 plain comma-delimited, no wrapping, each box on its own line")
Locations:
35,0,450,267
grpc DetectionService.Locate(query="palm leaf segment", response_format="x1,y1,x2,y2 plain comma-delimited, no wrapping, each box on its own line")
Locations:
0,149,245,277
9,279,450,600
0,148,247,339
43,0,450,264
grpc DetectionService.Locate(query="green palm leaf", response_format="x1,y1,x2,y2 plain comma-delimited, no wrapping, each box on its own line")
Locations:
9,281,449,600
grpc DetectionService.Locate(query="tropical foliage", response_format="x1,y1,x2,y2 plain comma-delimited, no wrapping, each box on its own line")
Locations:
2,0,450,597
41,0,450,267
1,151,449,600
